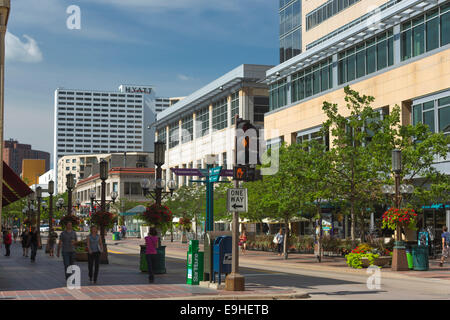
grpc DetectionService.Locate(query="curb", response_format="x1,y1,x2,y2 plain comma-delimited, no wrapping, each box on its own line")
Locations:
152,290,310,300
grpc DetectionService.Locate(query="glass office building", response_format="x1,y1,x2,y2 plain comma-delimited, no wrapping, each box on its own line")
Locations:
279,0,302,63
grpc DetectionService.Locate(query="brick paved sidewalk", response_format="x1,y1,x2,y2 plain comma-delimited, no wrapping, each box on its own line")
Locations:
0,239,307,300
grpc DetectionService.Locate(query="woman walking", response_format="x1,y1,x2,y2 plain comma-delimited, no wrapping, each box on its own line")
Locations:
87,225,103,284
29,227,40,262
144,228,159,283
3,229,12,256
275,228,284,256
48,229,58,257
21,229,30,257
239,230,247,255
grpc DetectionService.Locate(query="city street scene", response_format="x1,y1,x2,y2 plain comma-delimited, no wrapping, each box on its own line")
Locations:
0,0,449,306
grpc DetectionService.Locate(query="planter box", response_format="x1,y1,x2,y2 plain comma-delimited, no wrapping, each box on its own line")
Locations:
361,256,392,268
75,252,88,262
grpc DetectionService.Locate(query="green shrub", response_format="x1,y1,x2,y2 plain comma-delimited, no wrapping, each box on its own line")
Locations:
346,252,379,269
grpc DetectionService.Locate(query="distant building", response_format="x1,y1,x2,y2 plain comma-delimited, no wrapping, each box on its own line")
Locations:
56,152,154,194
3,139,50,176
22,159,46,186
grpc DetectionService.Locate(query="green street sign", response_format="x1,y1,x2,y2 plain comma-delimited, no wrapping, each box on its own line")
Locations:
208,166,222,182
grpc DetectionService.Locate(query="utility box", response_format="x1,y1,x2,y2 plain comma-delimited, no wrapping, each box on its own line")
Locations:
213,236,232,285
186,240,204,285
203,231,232,282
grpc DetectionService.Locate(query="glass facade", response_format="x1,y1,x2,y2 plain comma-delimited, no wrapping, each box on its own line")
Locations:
306,0,361,31
212,98,228,131
280,0,302,63
231,92,240,125
401,3,450,61
195,106,209,138
157,128,166,144
413,95,450,135
181,115,193,144
292,58,333,103
169,122,179,149
269,79,288,111
338,30,394,85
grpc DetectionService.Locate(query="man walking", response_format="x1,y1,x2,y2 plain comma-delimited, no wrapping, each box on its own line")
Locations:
29,227,39,262
56,222,78,280
440,226,450,267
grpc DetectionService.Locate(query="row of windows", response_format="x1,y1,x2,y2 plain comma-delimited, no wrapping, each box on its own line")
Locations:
253,97,270,122
58,103,143,108
59,97,142,103
306,0,361,31
196,106,210,138
269,79,288,112
413,95,450,135
212,98,228,131
338,30,394,85
279,0,301,37
292,58,333,103
57,146,141,154
401,4,450,61
169,122,179,148
231,92,240,125
280,28,302,64
59,92,141,98
182,115,193,143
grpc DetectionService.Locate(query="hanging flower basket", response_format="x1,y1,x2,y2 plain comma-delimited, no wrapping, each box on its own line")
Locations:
141,203,173,234
91,211,117,229
179,217,192,232
60,215,80,227
382,208,417,231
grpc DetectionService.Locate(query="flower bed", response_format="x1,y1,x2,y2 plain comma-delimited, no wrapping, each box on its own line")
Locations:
345,243,392,269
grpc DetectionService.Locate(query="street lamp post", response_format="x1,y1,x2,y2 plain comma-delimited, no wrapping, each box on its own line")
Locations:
36,186,42,249
0,0,10,232
45,180,54,253
66,173,75,216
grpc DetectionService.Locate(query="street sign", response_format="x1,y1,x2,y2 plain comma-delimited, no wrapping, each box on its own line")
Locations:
171,168,202,176
209,166,222,182
227,188,248,212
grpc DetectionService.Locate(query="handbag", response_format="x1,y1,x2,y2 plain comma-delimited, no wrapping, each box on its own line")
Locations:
273,235,278,244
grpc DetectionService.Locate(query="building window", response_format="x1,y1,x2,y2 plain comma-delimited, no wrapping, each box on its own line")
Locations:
169,122,180,148
306,0,362,31
401,4,450,61
254,97,270,122
182,115,193,143
412,94,450,135
212,98,228,131
296,126,330,149
124,182,142,195
338,30,393,85
292,57,333,103
195,106,210,138
279,0,302,63
231,92,240,125
269,79,288,111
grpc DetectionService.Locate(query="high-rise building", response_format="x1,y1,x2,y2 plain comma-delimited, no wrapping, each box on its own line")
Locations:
53,84,170,193
279,0,302,63
3,139,50,176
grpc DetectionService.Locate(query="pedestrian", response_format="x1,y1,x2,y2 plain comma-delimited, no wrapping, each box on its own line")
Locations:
121,225,127,239
440,226,450,267
3,229,12,256
21,229,30,257
56,222,78,280
144,228,159,283
86,225,103,284
29,227,40,262
48,228,58,257
12,227,18,243
274,228,284,256
239,230,247,255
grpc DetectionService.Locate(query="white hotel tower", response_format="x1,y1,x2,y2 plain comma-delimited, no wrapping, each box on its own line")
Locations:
53,84,172,193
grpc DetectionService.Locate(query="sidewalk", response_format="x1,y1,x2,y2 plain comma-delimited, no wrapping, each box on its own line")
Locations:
109,237,450,283
0,238,308,300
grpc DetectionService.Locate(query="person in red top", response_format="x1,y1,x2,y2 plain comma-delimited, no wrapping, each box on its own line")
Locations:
3,229,12,256
144,228,159,283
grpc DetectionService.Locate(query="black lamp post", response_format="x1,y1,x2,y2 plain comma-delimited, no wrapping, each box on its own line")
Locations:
66,173,76,216
48,180,54,232
36,186,42,249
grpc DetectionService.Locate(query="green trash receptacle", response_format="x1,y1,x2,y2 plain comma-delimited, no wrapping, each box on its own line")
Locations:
112,232,121,241
139,244,166,274
406,246,414,270
412,245,429,271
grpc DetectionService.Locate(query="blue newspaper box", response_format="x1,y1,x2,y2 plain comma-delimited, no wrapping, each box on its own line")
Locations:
213,236,232,285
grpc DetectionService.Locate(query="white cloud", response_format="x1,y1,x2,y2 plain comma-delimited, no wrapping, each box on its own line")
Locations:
6,32,43,63
177,74,192,81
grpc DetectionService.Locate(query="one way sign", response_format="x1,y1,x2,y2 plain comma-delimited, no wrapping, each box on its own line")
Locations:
227,188,248,212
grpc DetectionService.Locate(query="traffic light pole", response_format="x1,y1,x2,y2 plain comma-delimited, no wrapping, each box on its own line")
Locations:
225,115,245,291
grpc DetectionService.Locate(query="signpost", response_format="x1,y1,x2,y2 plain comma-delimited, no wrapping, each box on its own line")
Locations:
227,188,248,213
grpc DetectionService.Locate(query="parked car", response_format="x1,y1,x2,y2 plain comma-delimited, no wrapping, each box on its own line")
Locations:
40,224,49,233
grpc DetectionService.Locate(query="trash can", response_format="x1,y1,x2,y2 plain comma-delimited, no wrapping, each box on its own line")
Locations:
406,245,414,270
139,244,167,274
186,240,204,285
213,236,232,285
112,232,121,241
412,245,429,271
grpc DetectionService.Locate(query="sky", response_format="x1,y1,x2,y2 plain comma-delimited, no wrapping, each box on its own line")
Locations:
4,0,279,165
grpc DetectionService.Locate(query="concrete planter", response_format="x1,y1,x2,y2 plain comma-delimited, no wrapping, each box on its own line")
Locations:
361,256,392,268
75,252,88,262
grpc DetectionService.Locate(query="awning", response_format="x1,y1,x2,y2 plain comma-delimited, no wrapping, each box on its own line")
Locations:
120,205,146,216
3,161,33,207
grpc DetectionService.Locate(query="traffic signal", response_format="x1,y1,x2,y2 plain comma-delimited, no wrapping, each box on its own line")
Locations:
233,165,262,182
235,118,260,166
